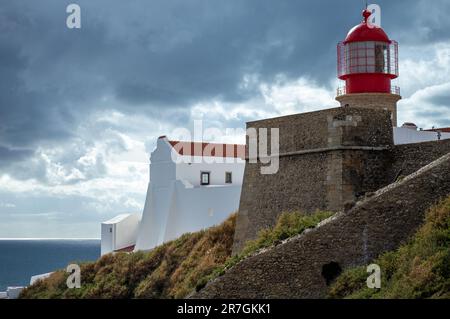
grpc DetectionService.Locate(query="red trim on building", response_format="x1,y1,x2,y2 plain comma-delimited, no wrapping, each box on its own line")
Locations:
168,140,245,159
425,128,450,133
114,245,135,253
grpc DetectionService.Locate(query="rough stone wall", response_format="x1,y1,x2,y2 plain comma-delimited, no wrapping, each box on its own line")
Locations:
335,93,401,127
385,139,450,184
245,107,393,151
233,107,393,253
233,152,329,253
194,152,450,299
335,150,392,200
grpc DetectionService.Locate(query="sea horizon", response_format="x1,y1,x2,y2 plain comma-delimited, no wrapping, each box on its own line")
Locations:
0,239,100,291
0,238,100,240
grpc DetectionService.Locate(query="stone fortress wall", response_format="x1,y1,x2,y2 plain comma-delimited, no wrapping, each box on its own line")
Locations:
195,151,450,298
232,107,450,253
191,105,450,298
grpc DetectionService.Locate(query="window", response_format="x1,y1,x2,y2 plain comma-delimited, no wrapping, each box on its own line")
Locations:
343,41,397,76
201,172,210,185
225,172,232,184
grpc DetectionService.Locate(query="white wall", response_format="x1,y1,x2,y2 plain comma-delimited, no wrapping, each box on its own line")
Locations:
134,137,245,251
6,287,24,299
134,181,176,251
134,137,178,251
115,214,141,250
176,156,245,187
30,272,53,285
149,137,177,186
101,223,114,256
155,137,245,187
135,180,241,251
164,181,241,243
394,127,450,145
101,213,141,255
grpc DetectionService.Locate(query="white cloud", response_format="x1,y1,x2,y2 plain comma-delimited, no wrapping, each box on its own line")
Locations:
3,47,450,238
397,42,450,128
0,202,16,208
259,75,339,115
0,110,153,226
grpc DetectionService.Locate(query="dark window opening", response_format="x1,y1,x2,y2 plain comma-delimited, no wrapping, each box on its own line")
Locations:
321,262,342,286
225,172,232,184
201,172,210,185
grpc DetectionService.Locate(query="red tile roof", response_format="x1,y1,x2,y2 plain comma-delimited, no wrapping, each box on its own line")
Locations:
425,127,450,133
168,140,245,159
114,245,135,253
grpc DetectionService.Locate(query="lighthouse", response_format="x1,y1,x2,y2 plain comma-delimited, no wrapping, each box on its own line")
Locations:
336,9,401,127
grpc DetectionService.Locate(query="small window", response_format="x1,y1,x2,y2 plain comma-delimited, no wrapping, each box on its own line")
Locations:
109,227,112,233
201,172,210,185
225,172,232,184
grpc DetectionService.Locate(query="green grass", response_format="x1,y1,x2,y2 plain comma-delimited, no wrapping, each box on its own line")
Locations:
328,195,450,299
20,210,332,299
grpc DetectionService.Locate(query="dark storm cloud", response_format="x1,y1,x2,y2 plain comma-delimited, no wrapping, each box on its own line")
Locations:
419,92,450,127
414,110,450,128
0,146,34,165
425,93,450,108
389,0,450,44
1,0,449,173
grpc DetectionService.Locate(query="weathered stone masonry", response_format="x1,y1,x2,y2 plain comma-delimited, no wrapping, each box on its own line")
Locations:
233,107,394,253
233,107,450,254
336,93,401,127
195,152,450,298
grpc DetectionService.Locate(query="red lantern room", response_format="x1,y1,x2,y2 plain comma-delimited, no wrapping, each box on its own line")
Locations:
337,9,399,95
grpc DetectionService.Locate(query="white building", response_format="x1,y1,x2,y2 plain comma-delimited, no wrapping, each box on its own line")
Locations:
101,136,245,255
2,287,24,299
100,122,450,255
394,123,450,145
30,272,53,285
101,213,141,255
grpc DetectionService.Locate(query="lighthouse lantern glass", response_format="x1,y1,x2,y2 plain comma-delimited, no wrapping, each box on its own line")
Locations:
338,41,398,78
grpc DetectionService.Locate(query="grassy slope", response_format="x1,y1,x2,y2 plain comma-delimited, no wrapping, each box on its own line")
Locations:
329,195,450,299
20,211,333,299
20,214,237,299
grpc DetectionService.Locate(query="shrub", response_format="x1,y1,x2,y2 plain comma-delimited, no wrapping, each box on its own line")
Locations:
328,195,450,299
20,210,333,299
196,210,335,289
20,214,236,299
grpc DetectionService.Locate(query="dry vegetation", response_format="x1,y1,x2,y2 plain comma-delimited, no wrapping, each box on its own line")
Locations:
329,195,450,299
21,194,450,300
20,210,333,299
20,214,236,299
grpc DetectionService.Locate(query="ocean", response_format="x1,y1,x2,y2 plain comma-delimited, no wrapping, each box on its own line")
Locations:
0,239,100,291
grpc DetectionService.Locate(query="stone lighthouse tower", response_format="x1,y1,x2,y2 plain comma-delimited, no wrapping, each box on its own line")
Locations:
336,9,401,126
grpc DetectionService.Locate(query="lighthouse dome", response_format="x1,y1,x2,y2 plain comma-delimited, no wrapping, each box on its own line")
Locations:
344,10,390,43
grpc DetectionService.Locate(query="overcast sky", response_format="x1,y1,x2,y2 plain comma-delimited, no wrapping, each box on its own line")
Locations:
0,0,449,238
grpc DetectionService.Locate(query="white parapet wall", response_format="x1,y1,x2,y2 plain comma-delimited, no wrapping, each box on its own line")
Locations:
30,272,53,285
135,180,242,251
166,181,242,242
134,136,245,251
101,213,141,255
6,287,24,299
394,127,450,145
